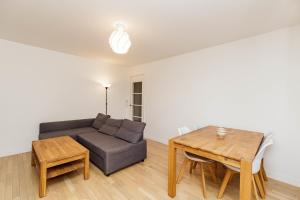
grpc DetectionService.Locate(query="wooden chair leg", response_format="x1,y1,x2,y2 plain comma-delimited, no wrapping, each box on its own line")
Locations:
200,163,207,198
193,161,197,169
215,162,222,177
261,160,268,181
259,170,266,194
252,176,260,200
228,173,234,184
207,163,217,183
254,173,265,199
189,161,194,174
176,158,189,184
217,169,233,199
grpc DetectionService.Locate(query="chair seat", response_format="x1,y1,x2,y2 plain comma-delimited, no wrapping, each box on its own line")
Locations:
224,163,260,174
184,152,214,163
225,164,241,172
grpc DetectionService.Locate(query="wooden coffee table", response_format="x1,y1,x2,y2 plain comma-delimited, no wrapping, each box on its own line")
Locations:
31,136,89,198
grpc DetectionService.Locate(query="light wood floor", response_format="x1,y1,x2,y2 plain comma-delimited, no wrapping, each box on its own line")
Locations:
0,140,299,200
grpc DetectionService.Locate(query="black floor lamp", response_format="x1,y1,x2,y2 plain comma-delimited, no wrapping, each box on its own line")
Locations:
102,83,111,115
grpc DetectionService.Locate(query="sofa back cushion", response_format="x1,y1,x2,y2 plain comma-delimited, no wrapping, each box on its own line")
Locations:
115,119,146,143
92,113,110,129
99,118,123,136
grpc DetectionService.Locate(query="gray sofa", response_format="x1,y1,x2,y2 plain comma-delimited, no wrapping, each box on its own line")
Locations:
39,114,147,175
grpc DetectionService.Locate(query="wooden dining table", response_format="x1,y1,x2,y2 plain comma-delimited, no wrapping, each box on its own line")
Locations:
168,125,264,200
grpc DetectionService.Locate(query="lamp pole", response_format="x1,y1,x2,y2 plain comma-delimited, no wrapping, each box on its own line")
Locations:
105,87,108,115
102,83,111,115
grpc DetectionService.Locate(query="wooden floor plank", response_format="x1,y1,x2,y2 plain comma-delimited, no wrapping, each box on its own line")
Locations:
0,140,299,200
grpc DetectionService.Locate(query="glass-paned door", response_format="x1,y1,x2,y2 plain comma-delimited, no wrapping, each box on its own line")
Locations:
131,81,142,122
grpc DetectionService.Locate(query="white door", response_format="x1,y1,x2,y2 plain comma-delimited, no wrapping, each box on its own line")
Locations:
130,76,143,122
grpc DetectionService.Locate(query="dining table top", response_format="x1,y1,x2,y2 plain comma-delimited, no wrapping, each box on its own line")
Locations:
172,125,264,161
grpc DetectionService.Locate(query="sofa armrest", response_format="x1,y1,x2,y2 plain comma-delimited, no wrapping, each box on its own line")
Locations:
40,118,95,133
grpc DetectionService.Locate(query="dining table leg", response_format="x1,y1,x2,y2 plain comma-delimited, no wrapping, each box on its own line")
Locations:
168,140,177,198
240,159,252,200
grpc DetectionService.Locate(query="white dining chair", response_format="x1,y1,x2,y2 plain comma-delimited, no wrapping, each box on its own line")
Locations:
193,124,203,130
258,132,273,196
217,138,274,199
176,126,217,198
261,133,273,182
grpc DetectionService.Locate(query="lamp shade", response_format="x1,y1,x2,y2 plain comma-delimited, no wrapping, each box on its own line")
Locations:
109,22,131,54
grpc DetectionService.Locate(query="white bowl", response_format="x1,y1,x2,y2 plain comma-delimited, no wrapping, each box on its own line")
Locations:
217,127,227,138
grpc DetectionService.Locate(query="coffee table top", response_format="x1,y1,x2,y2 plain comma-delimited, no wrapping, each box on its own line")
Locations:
32,136,88,163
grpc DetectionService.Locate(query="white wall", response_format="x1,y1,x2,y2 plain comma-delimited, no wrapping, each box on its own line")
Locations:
1,25,299,187
130,25,300,187
0,39,129,157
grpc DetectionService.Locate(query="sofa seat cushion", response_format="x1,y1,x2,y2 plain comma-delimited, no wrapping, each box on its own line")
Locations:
98,118,123,136
77,132,132,158
92,113,110,129
39,127,98,140
115,119,146,143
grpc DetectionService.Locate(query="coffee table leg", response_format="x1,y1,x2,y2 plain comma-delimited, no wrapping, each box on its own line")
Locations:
84,152,90,180
31,146,36,167
39,162,47,198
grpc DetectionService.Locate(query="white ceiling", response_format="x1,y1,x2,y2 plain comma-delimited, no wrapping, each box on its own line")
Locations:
1,0,300,67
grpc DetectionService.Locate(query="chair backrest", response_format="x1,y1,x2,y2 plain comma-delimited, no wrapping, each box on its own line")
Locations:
178,126,191,136
263,132,273,143
252,138,273,173
193,124,203,131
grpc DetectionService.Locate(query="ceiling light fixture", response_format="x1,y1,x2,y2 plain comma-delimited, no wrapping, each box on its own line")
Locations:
109,22,131,54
